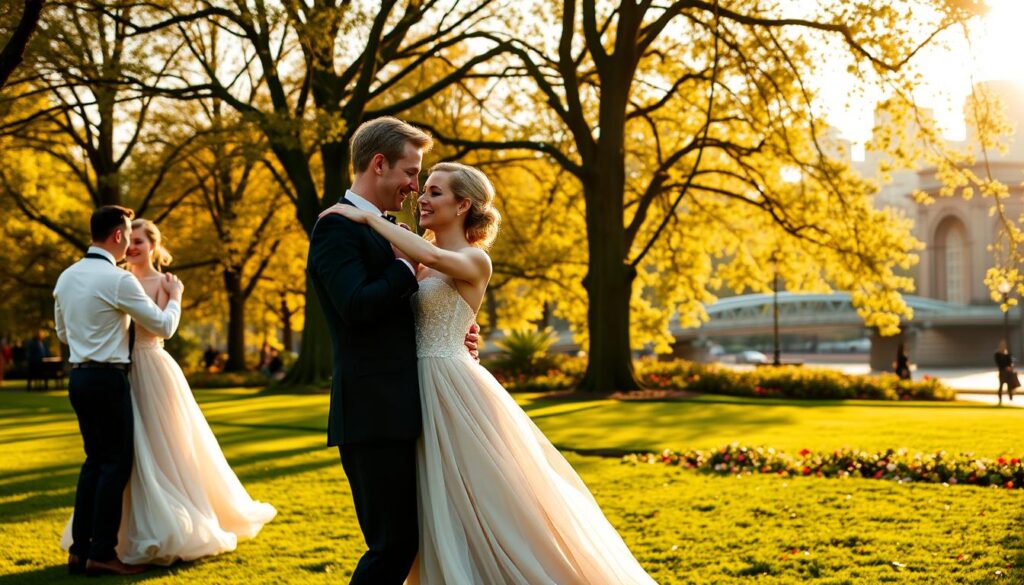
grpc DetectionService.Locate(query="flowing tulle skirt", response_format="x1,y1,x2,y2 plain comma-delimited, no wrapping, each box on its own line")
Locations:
407,355,658,585
61,342,276,565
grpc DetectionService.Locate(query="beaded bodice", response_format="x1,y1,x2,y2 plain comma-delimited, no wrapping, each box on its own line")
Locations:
414,277,477,359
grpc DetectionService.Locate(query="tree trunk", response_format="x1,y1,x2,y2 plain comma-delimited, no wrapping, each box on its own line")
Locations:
224,269,247,372
577,122,641,392
577,180,640,393
278,285,332,388
268,144,335,387
0,0,44,89
280,294,293,352
93,85,123,206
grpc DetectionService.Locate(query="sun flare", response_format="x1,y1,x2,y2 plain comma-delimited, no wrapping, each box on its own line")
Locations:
973,0,1024,84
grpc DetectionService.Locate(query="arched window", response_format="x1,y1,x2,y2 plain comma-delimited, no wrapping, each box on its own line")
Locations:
944,227,965,303
934,216,969,304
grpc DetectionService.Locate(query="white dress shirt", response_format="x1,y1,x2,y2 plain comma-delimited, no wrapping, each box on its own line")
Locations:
53,246,182,364
344,189,416,275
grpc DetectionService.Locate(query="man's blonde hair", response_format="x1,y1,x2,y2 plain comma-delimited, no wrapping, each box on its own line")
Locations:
350,117,433,174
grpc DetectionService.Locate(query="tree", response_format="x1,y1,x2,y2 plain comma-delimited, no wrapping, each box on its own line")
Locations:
112,0,514,386
0,0,197,253
0,101,88,336
164,99,290,371
0,0,44,89
422,0,984,392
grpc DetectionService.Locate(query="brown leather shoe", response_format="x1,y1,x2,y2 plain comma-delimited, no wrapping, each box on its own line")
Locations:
68,554,86,575
84,558,149,577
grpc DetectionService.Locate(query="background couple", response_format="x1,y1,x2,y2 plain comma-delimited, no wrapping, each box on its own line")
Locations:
53,207,275,576
308,116,658,584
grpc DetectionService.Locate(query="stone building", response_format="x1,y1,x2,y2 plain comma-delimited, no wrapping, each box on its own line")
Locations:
860,80,1024,367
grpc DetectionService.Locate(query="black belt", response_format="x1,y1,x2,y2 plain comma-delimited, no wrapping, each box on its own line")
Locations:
71,361,130,372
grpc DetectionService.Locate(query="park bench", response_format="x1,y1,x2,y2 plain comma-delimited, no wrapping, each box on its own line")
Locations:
27,357,65,390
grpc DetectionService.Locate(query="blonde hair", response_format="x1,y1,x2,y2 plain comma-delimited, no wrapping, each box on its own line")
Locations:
430,162,501,250
350,116,433,174
131,219,173,270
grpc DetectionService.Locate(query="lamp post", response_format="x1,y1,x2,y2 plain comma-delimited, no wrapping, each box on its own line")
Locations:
772,252,781,366
774,167,802,368
998,280,1013,357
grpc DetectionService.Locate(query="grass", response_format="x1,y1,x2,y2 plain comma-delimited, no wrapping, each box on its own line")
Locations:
519,393,1024,458
0,383,1022,583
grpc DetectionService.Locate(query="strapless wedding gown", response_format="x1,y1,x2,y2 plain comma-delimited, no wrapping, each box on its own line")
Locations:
407,277,658,584
61,329,276,565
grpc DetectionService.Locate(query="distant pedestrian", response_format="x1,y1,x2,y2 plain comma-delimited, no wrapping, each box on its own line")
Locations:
25,330,50,390
0,336,8,386
994,340,1019,405
11,339,25,373
893,342,911,381
267,349,284,380
202,345,218,372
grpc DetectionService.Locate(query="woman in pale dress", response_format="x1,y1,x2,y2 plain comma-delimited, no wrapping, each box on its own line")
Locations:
320,162,658,584
61,219,276,565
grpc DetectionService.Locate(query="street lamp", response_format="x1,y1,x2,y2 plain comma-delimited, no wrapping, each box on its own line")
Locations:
998,280,1013,357
772,251,781,366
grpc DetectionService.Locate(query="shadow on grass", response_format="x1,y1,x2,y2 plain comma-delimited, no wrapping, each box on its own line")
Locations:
210,420,323,435
523,403,607,420
0,431,79,447
0,489,75,522
0,558,213,584
235,454,338,484
0,466,79,499
550,393,992,410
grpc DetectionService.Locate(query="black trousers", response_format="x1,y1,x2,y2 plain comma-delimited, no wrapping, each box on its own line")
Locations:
67,367,133,562
339,441,419,585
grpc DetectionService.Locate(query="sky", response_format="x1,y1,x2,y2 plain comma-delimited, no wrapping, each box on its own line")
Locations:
817,0,1024,148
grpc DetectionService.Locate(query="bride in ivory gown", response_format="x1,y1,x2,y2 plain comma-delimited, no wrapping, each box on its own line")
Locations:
61,219,276,565
320,162,658,585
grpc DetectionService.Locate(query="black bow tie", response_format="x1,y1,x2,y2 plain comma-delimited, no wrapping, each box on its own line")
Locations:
84,252,113,265
382,213,397,224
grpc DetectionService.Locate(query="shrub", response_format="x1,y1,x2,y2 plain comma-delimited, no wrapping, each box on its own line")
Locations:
485,353,584,392
187,370,267,389
482,354,955,401
492,328,558,375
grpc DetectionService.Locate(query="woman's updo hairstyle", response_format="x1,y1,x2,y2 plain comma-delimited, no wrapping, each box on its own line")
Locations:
430,162,501,250
131,219,173,270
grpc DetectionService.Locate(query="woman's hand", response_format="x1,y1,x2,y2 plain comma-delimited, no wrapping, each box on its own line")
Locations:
318,203,376,224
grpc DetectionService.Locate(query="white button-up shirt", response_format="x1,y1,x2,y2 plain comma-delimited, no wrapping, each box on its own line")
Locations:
53,246,182,364
344,189,415,275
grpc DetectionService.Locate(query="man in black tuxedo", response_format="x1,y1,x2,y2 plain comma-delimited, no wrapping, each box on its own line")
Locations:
308,117,478,584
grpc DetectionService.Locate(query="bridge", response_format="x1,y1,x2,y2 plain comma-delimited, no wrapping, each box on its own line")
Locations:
671,293,1018,369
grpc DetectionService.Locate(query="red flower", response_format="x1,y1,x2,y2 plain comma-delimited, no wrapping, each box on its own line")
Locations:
998,457,1007,466
1005,481,1015,489
802,466,811,475
799,448,812,457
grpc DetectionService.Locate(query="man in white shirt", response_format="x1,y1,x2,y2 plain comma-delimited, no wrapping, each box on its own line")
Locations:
53,205,184,576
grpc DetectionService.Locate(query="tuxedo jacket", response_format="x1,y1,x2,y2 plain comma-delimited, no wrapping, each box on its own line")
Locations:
307,200,421,446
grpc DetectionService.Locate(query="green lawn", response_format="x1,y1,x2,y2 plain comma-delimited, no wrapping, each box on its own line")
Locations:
520,393,1024,458
1,385,1022,584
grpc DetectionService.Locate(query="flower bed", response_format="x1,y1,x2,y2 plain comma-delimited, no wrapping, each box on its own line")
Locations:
623,443,1024,489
